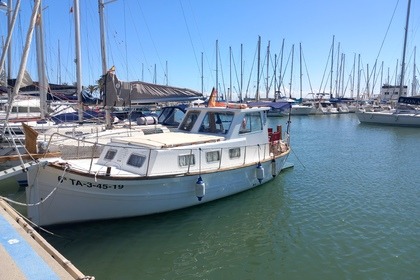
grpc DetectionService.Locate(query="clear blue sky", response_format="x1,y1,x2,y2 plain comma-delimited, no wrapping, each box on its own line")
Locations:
1,0,419,99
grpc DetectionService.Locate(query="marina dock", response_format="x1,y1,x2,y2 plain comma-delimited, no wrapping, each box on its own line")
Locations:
0,198,93,280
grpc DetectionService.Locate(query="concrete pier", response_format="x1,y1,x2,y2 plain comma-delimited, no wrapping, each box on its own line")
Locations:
0,198,93,280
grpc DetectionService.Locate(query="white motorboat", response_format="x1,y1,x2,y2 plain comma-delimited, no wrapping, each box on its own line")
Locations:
24,104,291,226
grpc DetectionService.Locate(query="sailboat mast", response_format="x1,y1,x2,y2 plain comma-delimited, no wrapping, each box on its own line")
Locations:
57,40,61,84
35,2,48,119
6,0,12,80
98,0,115,129
3,0,41,127
99,0,108,74
0,0,20,83
216,39,218,93
412,46,416,96
201,52,203,94
289,44,294,99
266,40,270,99
278,39,284,95
256,35,260,101
240,43,243,101
399,0,411,98
330,35,334,96
229,46,232,102
74,0,83,122
299,42,302,100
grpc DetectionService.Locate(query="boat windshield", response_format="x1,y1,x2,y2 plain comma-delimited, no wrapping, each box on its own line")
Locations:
239,112,263,134
198,111,234,134
179,110,200,131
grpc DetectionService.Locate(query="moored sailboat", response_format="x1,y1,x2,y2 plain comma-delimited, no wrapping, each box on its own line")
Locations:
356,0,420,127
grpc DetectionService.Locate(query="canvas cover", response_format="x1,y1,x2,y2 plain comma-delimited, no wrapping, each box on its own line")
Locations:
398,96,420,105
102,72,203,106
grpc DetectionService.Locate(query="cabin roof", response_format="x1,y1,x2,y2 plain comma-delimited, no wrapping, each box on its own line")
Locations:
111,132,224,149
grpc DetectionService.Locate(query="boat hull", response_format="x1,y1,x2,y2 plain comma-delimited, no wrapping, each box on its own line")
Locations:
356,111,420,127
26,152,289,226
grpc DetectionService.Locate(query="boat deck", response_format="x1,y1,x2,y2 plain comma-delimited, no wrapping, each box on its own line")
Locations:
0,199,92,280
112,132,225,148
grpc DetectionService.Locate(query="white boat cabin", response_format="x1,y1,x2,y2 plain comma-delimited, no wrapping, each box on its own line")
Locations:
94,106,285,177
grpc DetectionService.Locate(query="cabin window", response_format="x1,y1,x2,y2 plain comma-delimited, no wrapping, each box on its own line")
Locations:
229,148,241,159
104,149,117,160
179,111,200,131
127,154,146,168
178,154,195,167
158,107,185,126
199,112,234,134
239,112,263,134
206,151,220,162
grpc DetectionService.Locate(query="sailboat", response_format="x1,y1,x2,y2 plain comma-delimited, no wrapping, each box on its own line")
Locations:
284,43,314,116
356,0,420,127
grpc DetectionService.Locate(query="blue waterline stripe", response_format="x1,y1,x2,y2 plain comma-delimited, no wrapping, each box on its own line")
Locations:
0,213,59,280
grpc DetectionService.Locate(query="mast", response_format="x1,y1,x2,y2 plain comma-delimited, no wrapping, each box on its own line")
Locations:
35,2,48,119
240,43,243,101
356,54,361,103
399,0,411,99
74,0,83,122
216,39,218,93
278,38,284,96
6,0,12,80
229,45,232,102
330,35,334,96
3,0,41,127
366,64,369,99
274,53,277,100
256,35,260,101
412,46,416,96
351,53,356,98
289,44,294,99
201,52,203,94
335,42,340,97
266,40,270,99
98,0,107,74
0,0,20,84
299,42,302,100
98,0,116,129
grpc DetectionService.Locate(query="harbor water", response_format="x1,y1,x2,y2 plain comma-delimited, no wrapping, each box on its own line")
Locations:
1,113,419,279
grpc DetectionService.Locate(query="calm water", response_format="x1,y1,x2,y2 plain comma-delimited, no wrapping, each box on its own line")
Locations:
1,114,419,279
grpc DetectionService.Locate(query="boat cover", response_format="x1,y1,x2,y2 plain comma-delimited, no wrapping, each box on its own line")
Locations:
398,96,420,105
102,72,203,106
247,101,291,110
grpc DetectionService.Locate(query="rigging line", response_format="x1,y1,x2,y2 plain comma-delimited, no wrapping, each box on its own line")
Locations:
318,41,332,94
302,49,314,94
368,0,400,83
279,48,292,96
0,196,67,239
184,0,214,88
230,48,241,98
244,41,258,98
136,2,165,78
79,0,98,85
129,2,150,79
290,147,305,169
179,0,201,78
218,46,227,95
